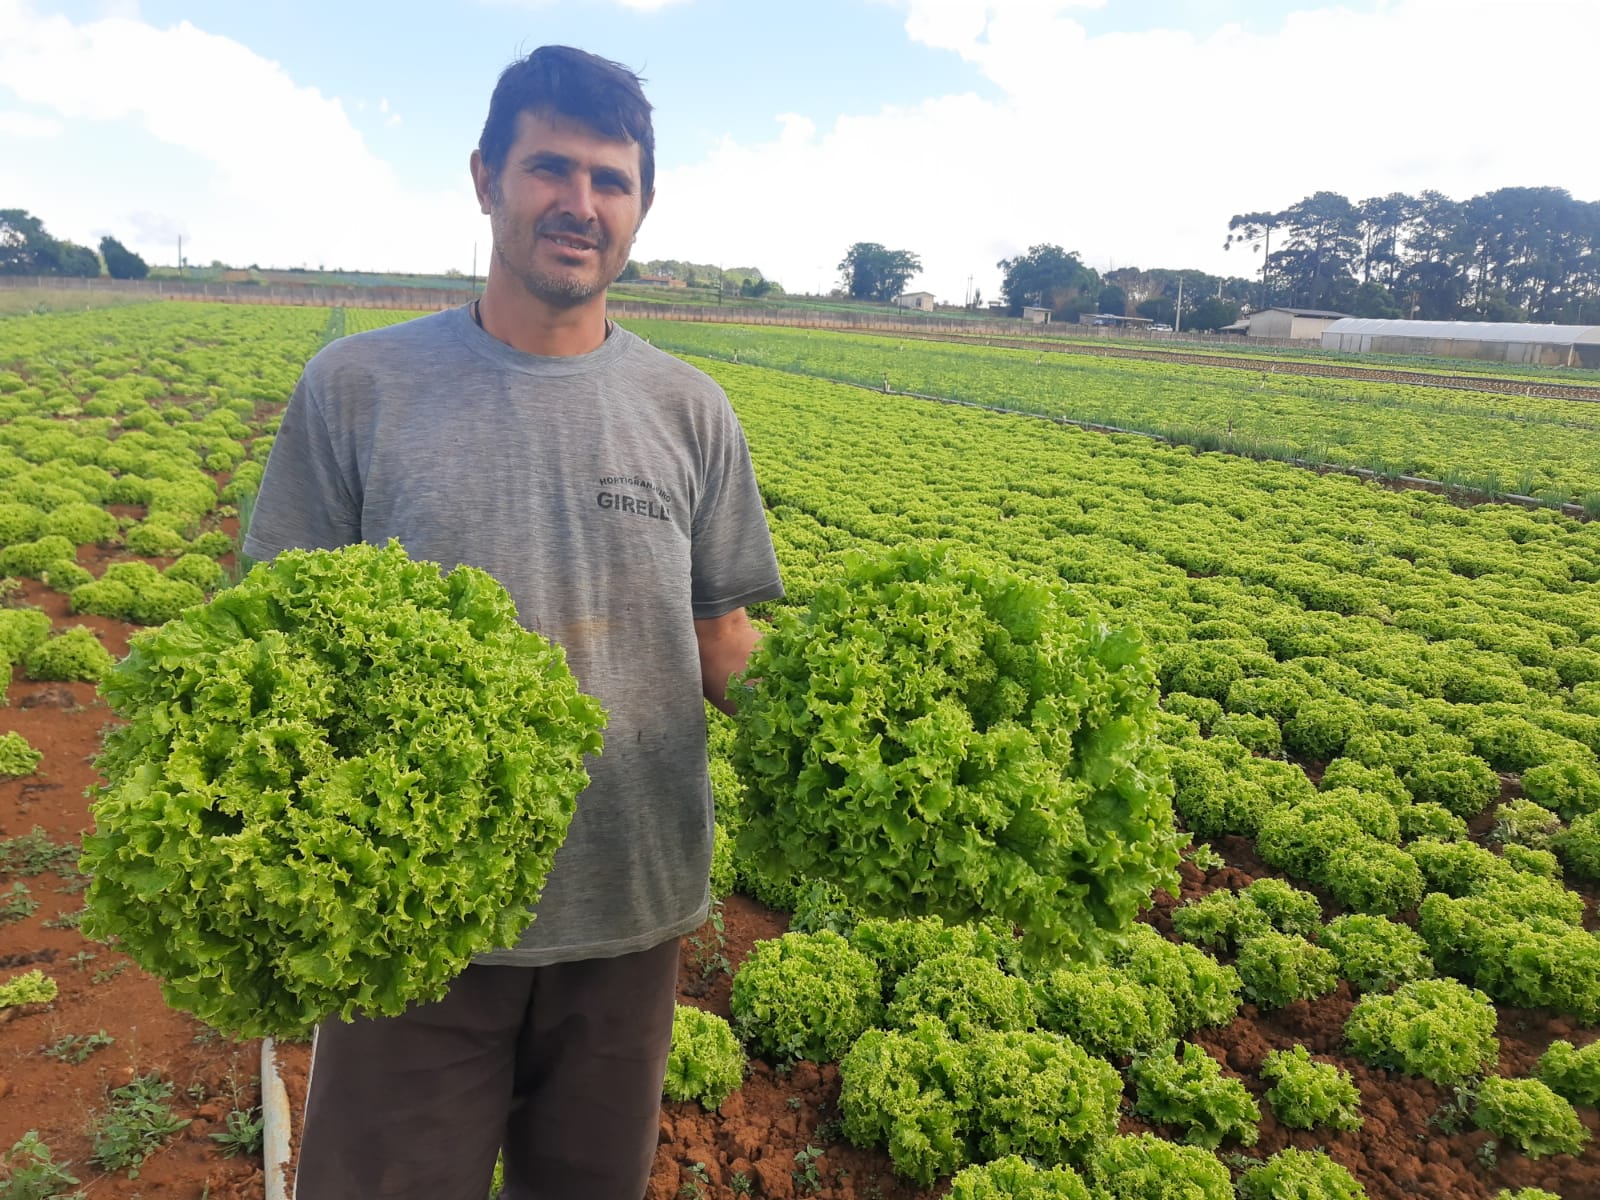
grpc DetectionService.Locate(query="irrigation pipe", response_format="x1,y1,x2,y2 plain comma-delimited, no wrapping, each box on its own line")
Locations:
261,1036,292,1200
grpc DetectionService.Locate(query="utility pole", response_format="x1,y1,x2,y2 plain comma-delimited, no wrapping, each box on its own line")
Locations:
1174,276,1183,335
177,235,182,277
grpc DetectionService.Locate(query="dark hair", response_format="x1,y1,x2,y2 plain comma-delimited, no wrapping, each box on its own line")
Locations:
478,45,655,198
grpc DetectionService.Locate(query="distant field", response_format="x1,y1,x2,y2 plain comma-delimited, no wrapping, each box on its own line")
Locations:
623,319,1600,506
0,288,154,317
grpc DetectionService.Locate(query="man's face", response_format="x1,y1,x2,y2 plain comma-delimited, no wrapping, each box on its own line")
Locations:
473,109,651,311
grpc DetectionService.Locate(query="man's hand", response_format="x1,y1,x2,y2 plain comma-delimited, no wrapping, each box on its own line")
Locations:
694,607,762,716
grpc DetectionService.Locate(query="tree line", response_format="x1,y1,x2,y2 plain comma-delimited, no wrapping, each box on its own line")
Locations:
1225,186,1599,323
1,209,150,280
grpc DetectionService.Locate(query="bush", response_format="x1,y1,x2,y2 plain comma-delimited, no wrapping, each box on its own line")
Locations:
1535,1038,1600,1109
1343,978,1499,1084
71,562,205,626
1162,692,1221,733
23,627,114,682
948,1156,1091,1200
1128,1040,1260,1148
164,553,226,593
662,1005,744,1111
708,822,737,901
188,530,235,558
1086,1132,1233,1200
729,931,881,1064
1282,697,1366,761
1115,924,1241,1034
1472,1075,1591,1158
0,501,43,545
40,559,92,592
1235,932,1340,1011
849,915,1016,1000
1418,893,1600,1022
1170,743,1273,839
0,535,76,579
1522,760,1600,821
0,607,51,662
1321,758,1409,809
1555,812,1600,881
839,1022,973,1186
730,543,1181,961
0,731,42,778
1321,842,1425,915
886,953,1035,1040
1396,802,1468,842
0,968,57,1008
1236,1148,1366,1200
1402,749,1499,818
1032,964,1175,1060
1260,1045,1362,1131
1214,712,1282,756
967,1029,1121,1166
123,521,188,557
1492,799,1562,852
40,501,118,546
1172,878,1322,954
787,878,862,937
1319,914,1432,994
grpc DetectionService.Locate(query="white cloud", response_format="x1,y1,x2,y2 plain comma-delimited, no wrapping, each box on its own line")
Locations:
0,109,60,138
647,0,1600,303
0,0,475,272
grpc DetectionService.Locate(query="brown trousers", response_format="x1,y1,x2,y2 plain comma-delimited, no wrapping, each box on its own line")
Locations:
292,938,680,1200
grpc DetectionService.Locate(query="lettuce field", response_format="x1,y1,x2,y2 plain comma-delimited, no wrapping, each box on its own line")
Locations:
1,301,1598,1199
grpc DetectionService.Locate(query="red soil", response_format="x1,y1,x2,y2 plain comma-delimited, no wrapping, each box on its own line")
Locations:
3,579,1597,1199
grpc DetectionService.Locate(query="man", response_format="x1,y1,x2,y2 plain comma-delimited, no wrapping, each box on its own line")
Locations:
242,45,783,1200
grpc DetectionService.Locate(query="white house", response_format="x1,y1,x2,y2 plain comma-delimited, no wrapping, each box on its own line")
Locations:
1244,307,1348,340
895,291,937,312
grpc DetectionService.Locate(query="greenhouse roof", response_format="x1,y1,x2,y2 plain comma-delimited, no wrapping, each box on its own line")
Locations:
1324,318,1600,345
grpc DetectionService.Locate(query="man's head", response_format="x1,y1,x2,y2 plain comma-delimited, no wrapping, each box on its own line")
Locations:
477,46,655,207
472,46,655,315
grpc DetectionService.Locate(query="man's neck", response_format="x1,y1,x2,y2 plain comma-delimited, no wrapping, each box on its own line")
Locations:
474,273,610,357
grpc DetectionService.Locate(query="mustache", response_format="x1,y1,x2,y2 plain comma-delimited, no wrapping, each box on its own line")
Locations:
535,215,605,248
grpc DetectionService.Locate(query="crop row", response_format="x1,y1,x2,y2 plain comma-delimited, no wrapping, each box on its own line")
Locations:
621,319,1600,507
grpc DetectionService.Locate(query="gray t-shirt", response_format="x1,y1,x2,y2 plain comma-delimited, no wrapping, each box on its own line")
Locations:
242,306,783,965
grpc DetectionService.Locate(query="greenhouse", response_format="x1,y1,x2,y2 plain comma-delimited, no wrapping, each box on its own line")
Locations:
1322,317,1600,367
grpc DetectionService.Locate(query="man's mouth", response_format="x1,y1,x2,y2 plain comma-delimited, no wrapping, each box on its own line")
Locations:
542,231,599,252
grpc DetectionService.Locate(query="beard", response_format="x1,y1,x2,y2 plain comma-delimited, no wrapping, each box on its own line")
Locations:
490,205,633,311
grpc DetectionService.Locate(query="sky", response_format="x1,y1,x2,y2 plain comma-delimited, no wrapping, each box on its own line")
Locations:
2,0,1597,305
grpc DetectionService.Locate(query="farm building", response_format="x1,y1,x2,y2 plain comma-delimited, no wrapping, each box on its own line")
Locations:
1242,307,1349,340
1322,318,1600,368
895,291,937,312
1078,313,1152,331
1022,306,1053,323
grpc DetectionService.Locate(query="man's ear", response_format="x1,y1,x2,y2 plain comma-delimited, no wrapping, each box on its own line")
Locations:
470,149,493,215
638,187,656,230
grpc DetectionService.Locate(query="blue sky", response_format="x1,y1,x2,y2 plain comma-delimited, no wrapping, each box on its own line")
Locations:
3,0,1596,304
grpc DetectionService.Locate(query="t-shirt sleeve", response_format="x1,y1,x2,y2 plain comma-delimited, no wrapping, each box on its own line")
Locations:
689,398,783,619
240,370,361,561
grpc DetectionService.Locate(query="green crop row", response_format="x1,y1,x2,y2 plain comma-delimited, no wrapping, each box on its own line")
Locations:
624,320,1600,506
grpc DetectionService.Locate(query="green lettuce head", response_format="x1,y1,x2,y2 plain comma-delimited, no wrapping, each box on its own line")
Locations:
81,540,605,1038
730,542,1179,963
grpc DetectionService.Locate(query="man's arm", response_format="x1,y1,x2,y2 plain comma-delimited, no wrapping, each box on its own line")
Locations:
695,607,762,716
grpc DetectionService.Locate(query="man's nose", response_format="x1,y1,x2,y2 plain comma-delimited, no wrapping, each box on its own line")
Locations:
555,173,598,222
